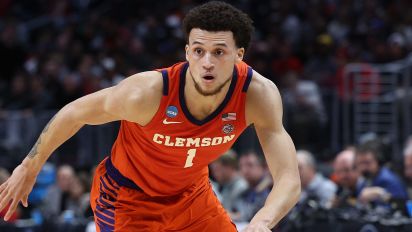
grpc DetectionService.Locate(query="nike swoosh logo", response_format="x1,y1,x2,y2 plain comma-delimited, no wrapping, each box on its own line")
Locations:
163,118,183,124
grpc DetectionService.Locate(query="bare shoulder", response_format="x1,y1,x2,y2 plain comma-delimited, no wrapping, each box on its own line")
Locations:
116,71,163,95
245,70,283,128
107,71,163,125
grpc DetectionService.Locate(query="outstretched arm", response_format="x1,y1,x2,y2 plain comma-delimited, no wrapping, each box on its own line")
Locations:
243,72,300,231
0,71,162,220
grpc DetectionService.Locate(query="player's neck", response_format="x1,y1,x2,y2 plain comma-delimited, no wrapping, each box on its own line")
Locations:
184,74,231,121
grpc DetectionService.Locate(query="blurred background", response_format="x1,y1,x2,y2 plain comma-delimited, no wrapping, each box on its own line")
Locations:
0,0,412,231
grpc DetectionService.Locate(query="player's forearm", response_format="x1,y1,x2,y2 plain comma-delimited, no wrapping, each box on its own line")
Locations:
250,173,300,229
21,104,84,174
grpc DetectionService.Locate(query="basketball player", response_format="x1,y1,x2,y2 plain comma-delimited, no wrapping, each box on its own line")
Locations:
0,2,300,231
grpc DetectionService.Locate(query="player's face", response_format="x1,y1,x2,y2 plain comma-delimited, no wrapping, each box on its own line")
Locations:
185,28,244,96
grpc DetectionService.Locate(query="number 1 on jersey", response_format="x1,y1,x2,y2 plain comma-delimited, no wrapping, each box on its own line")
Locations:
184,149,197,168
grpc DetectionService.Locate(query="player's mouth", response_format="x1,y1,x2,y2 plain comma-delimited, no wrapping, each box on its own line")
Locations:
201,74,215,83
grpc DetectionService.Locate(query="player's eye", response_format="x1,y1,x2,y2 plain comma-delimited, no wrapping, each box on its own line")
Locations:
215,49,224,56
194,48,203,55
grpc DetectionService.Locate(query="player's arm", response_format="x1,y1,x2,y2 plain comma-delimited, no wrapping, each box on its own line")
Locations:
0,71,163,221
243,71,301,231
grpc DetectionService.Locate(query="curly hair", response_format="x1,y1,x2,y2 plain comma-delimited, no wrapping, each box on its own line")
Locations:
182,1,254,51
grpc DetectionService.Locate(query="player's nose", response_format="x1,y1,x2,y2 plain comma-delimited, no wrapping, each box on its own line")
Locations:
202,53,215,71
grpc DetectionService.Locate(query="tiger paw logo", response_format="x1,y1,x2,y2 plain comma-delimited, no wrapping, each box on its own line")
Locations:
222,124,234,134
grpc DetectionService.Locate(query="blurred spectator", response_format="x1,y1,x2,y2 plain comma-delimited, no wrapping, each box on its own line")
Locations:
0,168,20,222
67,172,91,219
332,147,362,207
270,39,303,83
37,165,91,225
209,150,248,213
297,150,337,208
281,71,327,154
40,165,76,220
303,33,338,88
0,21,26,95
387,32,407,61
355,140,408,204
28,162,56,208
55,73,83,108
28,76,54,111
1,72,30,110
403,137,412,199
231,151,272,222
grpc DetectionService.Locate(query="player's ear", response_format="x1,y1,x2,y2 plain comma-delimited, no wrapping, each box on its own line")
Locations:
185,44,189,61
236,47,245,63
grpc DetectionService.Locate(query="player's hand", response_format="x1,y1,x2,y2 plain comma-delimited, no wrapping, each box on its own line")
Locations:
241,221,271,232
0,164,37,221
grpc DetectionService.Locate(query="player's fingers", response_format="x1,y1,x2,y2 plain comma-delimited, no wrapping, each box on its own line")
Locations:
0,183,9,198
21,194,29,207
4,198,19,221
0,182,7,193
0,188,11,211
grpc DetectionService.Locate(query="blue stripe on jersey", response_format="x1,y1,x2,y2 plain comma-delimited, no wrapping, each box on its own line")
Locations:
105,157,141,190
98,195,115,209
94,167,119,232
104,173,120,190
100,177,118,196
96,218,114,232
95,209,115,225
97,204,115,218
242,67,253,92
161,69,169,96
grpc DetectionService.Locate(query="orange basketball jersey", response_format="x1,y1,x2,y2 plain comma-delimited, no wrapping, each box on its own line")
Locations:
110,61,253,196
